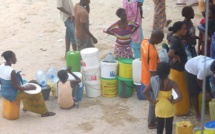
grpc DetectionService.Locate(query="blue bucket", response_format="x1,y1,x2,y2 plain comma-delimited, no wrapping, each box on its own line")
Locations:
205,120,215,130
135,84,146,100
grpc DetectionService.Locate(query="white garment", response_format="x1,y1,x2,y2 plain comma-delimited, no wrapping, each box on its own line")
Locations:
57,0,74,22
0,64,13,80
185,55,214,80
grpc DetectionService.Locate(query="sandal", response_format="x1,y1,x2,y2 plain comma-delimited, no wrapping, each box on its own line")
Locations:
41,112,56,117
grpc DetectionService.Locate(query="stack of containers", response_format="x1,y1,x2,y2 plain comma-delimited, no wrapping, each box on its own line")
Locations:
80,48,101,97
117,58,134,98
132,59,145,100
100,52,118,98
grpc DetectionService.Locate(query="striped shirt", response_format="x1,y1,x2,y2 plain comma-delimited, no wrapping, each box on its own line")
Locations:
104,20,138,45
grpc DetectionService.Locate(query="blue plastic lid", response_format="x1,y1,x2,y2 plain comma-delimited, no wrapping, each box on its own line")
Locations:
205,121,215,128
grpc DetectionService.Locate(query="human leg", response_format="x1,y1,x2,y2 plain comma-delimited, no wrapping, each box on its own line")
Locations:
165,117,174,134
16,91,55,117
64,18,77,55
65,37,70,58
157,117,164,134
185,70,201,120
148,90,157,129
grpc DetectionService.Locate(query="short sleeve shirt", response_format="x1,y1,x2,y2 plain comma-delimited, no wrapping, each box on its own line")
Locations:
185,55,214,80
57,0,74,22
169,36,187,71
141,39,159,85
74,4,89,39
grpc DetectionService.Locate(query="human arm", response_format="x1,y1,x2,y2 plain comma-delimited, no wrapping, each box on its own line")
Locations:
168,49,181,63
82,23,97,43
57,0,75,21
11,70,35,91
67,67,81,86
149,49,158,77
143,83,158,105
103,22,118,36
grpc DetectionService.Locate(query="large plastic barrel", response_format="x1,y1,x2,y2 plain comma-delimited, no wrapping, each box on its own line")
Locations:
119,58,133,79
169,69,189,115
66,51,81,72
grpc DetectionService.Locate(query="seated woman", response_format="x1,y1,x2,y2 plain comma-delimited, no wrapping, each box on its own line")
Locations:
0,50,55,117
104,8,139,59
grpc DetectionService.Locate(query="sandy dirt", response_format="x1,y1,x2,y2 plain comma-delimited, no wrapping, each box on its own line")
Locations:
0,0,211,134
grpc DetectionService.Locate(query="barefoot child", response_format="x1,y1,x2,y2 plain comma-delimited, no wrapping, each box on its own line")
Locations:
143,62,182,134
57,66,81,109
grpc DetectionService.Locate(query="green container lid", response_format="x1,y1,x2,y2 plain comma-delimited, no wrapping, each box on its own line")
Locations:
117,76,133,82
119,58,133,64
101,77,117,80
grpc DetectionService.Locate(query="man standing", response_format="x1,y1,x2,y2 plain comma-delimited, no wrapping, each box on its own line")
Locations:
185,55,213,121
57,0,77,58
74,0,98,51
141,31,164,129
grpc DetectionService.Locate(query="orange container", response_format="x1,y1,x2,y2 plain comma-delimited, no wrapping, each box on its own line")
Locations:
2,99,20,120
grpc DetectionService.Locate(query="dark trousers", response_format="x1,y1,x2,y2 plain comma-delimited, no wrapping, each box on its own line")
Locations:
157,117,174,134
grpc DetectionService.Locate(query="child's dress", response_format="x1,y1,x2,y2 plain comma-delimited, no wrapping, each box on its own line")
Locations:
155,90,175,118
58,81,74,108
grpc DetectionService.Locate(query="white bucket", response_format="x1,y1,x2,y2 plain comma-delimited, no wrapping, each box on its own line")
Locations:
83,64,100,82
101,61,118,78
132,59,142,84
85,80,101,97
80,47,99,67
68,72,83,87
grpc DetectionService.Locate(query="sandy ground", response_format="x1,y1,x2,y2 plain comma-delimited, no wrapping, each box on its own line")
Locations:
0,0,211,134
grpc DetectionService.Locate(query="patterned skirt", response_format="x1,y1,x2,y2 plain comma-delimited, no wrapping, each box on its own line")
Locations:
16,91,48,114
114,44,133,59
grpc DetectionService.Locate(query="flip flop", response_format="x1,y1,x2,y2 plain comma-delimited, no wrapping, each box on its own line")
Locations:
41,112,56,117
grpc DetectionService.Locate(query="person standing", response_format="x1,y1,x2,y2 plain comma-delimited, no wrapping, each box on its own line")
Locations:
168,21,190,116
141,30,164,129
185,55,213,121
143,62,182,134
152,0,172,32
74,0,98,51
104,8,139,59
123,0,144,58
57,0,77,58
181,6,197,57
